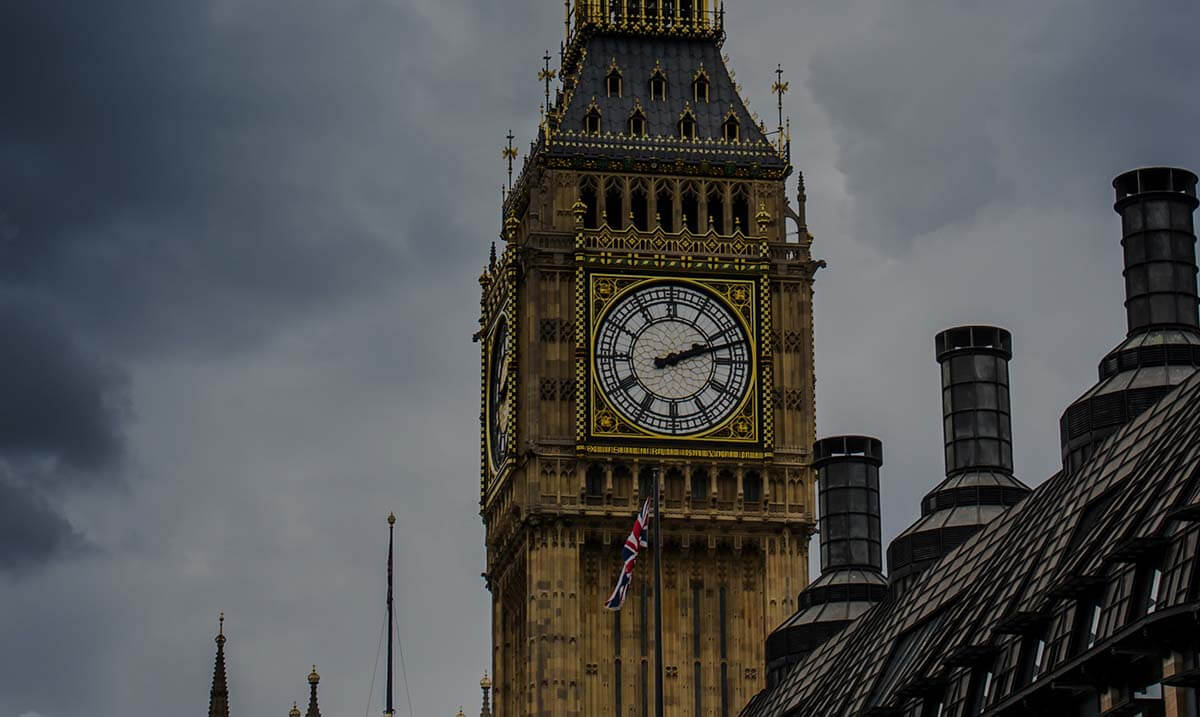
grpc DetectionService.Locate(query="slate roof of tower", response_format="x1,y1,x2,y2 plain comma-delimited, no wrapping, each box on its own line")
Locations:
743,370,1200,716
547,34,786,168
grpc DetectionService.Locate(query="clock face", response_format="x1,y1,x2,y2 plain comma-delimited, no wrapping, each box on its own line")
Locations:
487,315,510,471
594,282,752,436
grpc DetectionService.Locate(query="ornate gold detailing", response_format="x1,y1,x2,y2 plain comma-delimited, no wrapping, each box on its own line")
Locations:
755,201,772,234
504,213,519,245
580,273,763,446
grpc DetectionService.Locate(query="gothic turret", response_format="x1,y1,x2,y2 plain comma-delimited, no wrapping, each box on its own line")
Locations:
479,672,492,717
1060,167,1200,472
304,666,321,717
764,436,888,689
887,326,1031,594
208,614,231,717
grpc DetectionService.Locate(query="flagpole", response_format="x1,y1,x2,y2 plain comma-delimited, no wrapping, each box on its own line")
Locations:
652,468,664,717
385,512,396,717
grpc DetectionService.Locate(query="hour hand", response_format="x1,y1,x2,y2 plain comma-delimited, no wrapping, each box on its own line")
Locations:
654,343,708,368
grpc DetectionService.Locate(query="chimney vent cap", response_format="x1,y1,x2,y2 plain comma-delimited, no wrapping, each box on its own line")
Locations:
935,325,1012,363
813,435,882,468
1113,166,1198,206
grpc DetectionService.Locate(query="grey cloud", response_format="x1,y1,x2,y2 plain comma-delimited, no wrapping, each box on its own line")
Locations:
806,0,1200,252
0,478,88,573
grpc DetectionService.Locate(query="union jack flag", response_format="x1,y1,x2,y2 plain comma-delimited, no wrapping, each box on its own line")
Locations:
605,498,652,610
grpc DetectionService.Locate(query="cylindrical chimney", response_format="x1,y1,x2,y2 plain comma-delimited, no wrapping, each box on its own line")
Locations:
1114,167,1200,335
888,326,1029,592
813,435,883,572
765,436,888,690
935,325,1014,476
1059,167,1200,472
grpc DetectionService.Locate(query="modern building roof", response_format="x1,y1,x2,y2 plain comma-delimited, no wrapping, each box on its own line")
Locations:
744,369,1200,716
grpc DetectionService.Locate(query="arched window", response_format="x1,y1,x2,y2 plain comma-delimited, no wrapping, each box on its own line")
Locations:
628,101,647,137
604,179,623,230
681,182,700,233
606,59,623,98
706,183,725,234
631,180,649,231
731,184,750,235
586,464,605,501
665,467,685,507
743,471,762,505
722,112,740,142
613,464,632,503
580,178,599,229
655,181,674,232
638,466,657,500
717,470,736,505
678,106,697,140
584,106,602,135
649,63,667,101
691,469,709,507
693,66,710,102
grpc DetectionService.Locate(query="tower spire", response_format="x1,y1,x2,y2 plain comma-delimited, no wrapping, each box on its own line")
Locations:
305,666,321,717
208,613,231,717
479,672,492,717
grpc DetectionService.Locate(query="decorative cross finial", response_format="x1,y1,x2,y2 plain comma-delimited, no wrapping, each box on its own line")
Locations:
502,131,518,191
771,64,790,153
538,51,558,114
218,612,225,637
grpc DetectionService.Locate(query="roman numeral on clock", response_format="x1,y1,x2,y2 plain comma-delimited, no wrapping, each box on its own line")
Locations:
618,374,639,391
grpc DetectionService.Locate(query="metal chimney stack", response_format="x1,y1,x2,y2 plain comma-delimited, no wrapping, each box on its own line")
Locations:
887,326,1030,593
765,436,888,689
1060,167,1200,472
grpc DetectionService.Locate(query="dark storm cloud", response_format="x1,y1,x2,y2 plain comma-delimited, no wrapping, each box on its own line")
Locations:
0,303,125,570
806,0,1200,252
0,1,411,356
0,303,125,474
0,478,88,573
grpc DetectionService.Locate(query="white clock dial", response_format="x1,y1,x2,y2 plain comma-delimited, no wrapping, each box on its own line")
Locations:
487,315,510,470
594,281,752,436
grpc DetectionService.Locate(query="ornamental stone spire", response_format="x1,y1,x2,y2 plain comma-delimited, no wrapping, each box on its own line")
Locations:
208,613,230,717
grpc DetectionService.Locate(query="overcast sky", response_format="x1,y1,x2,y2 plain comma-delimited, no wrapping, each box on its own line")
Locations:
2,1,1199,716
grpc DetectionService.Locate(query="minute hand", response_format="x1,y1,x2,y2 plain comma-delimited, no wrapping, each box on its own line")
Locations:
654,341,740,368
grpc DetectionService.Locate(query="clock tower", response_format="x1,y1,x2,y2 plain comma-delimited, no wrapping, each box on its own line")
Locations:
478,4,821,715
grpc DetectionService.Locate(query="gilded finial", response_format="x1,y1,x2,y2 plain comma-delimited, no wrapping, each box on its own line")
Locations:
481,671,492,689
289,703,301,717
572,198,587,229
308,665,320,684
387,512,396,526
216,612,226,645
502,131,518,191
456,709,465,717
504,213,520,244
756,202,772,234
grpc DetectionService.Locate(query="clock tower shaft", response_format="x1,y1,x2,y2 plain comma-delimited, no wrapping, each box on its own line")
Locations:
478,5,821,715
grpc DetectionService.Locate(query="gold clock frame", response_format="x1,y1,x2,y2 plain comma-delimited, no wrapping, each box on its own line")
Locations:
577,271,771,455
480,257,517,503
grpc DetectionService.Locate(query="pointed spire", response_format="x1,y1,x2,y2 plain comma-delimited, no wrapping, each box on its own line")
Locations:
305,665,321,717
208,613,231,717
480,672,493,717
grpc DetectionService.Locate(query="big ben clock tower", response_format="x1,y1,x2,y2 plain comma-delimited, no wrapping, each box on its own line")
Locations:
478,3,821,715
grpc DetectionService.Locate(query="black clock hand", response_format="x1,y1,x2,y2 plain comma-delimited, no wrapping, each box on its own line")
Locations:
654,341,741,368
